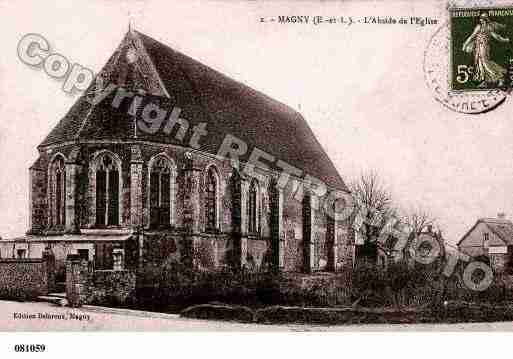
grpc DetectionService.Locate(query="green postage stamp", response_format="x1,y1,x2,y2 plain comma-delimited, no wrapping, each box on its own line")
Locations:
451,7,513,91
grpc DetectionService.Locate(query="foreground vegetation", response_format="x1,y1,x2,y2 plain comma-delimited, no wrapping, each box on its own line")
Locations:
85,258,513,325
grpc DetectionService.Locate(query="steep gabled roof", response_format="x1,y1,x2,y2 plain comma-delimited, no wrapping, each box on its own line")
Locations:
457,218,513,246
39,30,348,191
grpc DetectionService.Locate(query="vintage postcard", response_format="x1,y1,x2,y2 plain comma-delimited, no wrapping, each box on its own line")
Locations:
3,0,513,349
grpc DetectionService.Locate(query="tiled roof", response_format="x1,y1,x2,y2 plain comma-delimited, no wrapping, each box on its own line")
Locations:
38,30,348,191
458,218,513,246
481,218,513,245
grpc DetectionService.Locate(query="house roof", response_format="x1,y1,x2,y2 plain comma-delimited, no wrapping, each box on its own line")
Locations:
457,218,513,246
38,30,348,192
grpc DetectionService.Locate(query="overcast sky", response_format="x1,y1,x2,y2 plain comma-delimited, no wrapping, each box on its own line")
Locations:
1,0,513,245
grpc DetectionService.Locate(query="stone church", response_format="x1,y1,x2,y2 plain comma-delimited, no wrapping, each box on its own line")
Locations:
1,29,354,276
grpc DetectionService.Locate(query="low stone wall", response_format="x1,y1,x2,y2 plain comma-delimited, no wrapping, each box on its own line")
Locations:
0,259,49,300
66,258,136,307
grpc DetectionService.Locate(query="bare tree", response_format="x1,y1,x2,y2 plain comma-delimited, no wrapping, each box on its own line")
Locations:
403,205,437,235
401,205,447,266
350,171,396,250
350,171,392,215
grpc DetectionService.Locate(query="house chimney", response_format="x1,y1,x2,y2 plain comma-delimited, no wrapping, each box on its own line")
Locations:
498,212,506,219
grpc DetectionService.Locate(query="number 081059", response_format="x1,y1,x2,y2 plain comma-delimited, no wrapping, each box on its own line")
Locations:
13,344,46,352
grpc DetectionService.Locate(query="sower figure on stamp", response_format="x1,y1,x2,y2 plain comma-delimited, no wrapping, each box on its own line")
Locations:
462,12,510,88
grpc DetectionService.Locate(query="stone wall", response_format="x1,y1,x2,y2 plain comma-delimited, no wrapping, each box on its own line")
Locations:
0,240,104,280
28,144,81,234
66,257,136,307
141,232,183,266
246,238,270,271
336,218,355,270
0,259,50,300
66,257,91,306
193,236,232,269
282,188,304,272
139,232,236,270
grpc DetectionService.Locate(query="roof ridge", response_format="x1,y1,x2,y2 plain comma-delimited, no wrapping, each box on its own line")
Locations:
484,222,512,244
134,30,303,118
130,31,170,98
479,217,513,223
75,36,126,140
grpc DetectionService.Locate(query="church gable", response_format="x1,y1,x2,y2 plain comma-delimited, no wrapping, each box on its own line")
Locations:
38,30,170,147
94,30,169,97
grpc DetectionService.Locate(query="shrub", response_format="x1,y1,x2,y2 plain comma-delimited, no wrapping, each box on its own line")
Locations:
134,261,351,312
181,304,254,322
350,258,513,310
134,255,513,314
351,261,447,308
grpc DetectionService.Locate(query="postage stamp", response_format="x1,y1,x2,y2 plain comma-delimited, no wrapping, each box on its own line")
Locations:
423,5,513,113
450,7,513,91
424,20,507,114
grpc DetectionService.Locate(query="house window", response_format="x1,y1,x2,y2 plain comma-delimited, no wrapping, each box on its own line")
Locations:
248,180,259,234
483,233,490,247
149,156,174,228
95,153,119,227
49,156,66,227
205,166,218,231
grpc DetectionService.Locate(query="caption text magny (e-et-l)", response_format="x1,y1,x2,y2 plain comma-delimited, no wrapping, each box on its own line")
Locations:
260,16,438,27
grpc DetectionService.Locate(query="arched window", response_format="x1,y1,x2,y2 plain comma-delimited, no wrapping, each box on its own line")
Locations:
248,180,259,234
95,153,119,227
205,166,218,231
49,156,66,227
149,155,175,228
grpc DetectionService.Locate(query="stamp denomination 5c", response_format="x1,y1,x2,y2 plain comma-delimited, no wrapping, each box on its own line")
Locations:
451,8,513,91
